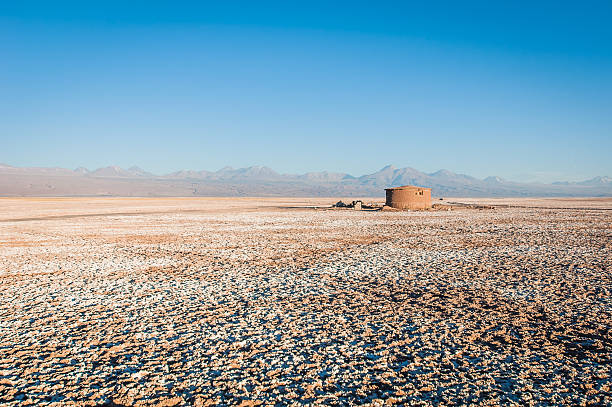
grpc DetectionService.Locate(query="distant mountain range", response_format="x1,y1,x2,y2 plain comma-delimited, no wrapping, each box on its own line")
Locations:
0,163,610,197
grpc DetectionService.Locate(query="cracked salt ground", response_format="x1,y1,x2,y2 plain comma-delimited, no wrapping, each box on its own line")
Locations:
0,198,610,405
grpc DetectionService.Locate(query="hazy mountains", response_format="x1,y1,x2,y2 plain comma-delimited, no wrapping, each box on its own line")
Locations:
0,163,610,197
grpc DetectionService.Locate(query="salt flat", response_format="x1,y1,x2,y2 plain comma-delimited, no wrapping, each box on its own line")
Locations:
0,198,610,406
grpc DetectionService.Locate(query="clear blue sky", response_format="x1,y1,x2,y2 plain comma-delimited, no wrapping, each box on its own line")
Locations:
1,1,611,182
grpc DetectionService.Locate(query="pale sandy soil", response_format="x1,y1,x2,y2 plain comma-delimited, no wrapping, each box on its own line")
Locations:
0,197,367,222
442,197,612,209
0,198,610,406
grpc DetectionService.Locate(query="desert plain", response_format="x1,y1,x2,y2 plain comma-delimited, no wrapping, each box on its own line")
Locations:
0,197,610,406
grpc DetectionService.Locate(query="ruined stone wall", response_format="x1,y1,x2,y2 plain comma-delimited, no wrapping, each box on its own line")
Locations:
385,188,431,210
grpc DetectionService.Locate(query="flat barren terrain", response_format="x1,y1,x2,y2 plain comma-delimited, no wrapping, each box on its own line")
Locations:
0,197,610,406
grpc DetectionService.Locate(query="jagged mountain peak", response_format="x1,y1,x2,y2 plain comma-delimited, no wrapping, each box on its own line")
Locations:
484,176,504,183
90,166,133,177
577,176,612,186
430,169,455,177
127,166,154,177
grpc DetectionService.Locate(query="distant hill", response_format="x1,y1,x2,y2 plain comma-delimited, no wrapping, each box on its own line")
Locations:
0,163,610,197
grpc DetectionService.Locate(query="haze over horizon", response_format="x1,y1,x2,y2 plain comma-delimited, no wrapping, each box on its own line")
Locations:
2,1,611,183
1,161,610,186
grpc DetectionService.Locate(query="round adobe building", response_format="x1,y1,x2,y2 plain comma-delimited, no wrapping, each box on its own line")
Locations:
385,185,432,210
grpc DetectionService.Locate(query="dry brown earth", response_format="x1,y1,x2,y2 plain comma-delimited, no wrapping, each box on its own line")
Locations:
0,198,610,406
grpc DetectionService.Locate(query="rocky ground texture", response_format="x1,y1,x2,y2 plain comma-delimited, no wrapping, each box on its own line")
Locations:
0,198,610,406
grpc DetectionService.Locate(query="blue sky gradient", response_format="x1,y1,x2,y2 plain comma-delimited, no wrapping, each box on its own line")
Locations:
1,1,611,182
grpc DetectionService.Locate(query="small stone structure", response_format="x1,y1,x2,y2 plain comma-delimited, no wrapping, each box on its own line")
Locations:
333,200,363,209
332,200,378,211
385,185,432,210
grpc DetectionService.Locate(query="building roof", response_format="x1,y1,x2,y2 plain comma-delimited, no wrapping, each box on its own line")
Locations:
385,185,431,191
